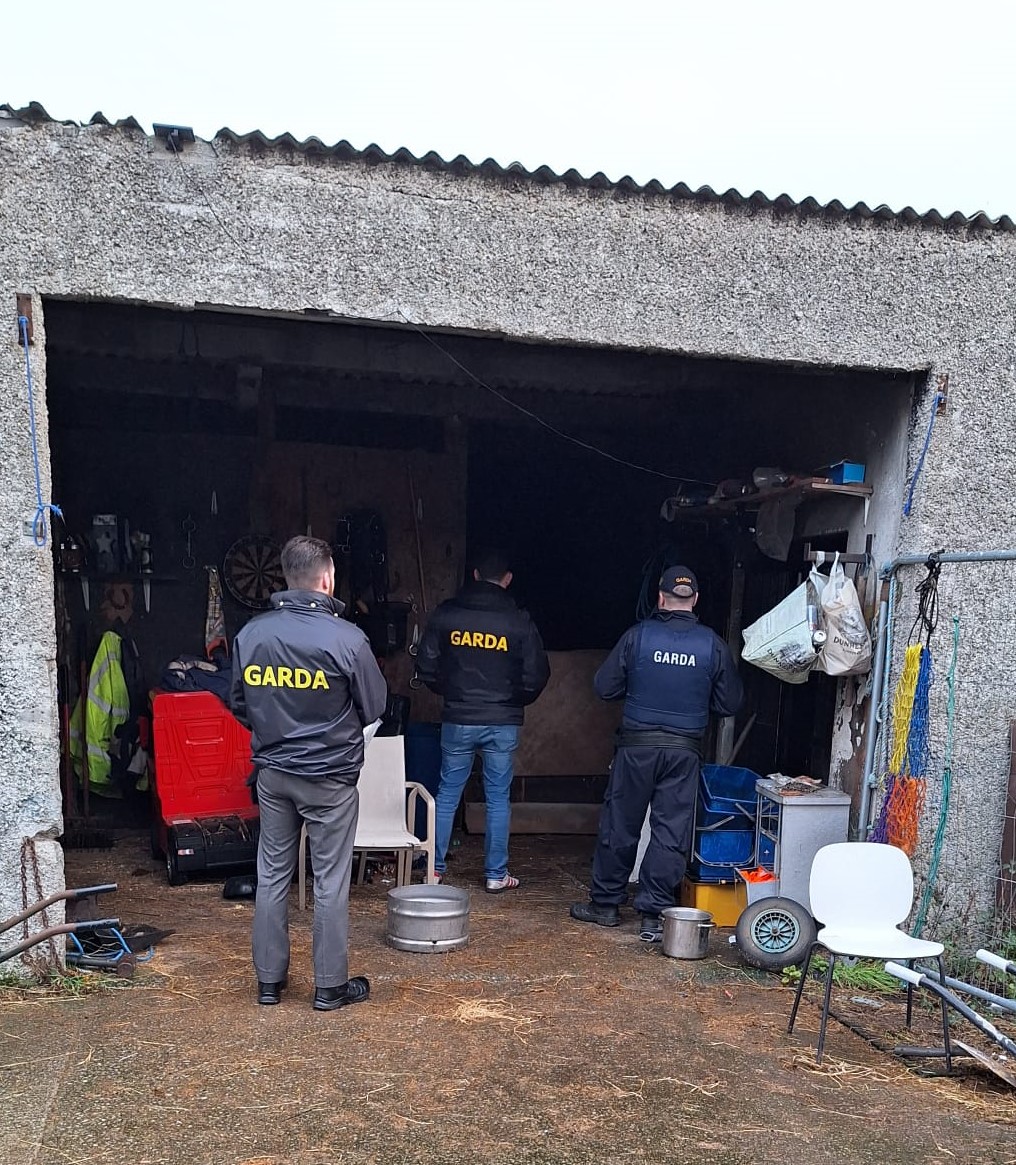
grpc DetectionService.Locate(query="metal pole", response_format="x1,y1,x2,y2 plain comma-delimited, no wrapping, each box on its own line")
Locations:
886,964,1016,1057
857,596,888,839
882,549,1016,576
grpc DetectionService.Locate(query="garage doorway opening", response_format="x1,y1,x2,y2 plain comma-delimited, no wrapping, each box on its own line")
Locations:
43,299,917,832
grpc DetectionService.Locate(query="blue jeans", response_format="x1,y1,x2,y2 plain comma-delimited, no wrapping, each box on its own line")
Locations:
435,723,520,879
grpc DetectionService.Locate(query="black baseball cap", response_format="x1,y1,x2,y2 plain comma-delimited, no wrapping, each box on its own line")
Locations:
659,565,699,598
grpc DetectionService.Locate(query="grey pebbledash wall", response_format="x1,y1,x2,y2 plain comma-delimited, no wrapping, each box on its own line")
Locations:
1,108,1015,947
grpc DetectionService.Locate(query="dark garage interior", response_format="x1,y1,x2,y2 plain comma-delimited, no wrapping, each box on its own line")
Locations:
44,299,916,836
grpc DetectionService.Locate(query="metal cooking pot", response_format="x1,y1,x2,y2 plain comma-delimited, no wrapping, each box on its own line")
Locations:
661,906,715,959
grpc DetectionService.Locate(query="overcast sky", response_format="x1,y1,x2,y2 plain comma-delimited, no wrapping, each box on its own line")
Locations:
4,1,1014,218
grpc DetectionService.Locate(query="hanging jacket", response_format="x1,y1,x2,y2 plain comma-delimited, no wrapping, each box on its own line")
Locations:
416,581,550,725
230,589,388,782
70,630,131,797
594,610,744,738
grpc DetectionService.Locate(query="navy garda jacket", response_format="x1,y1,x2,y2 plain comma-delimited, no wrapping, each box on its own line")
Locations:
595,610,744,737
416,581,550,725
230,590,388,781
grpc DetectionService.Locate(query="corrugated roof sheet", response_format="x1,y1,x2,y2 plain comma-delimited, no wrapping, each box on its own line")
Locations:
3,100,1012,232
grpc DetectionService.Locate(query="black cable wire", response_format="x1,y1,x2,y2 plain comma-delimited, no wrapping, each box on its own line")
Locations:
395,310,715,487
167,133,253,251
909,554,942,647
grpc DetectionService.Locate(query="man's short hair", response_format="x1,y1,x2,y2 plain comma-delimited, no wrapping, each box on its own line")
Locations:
473,548,512,583
281,535,333,589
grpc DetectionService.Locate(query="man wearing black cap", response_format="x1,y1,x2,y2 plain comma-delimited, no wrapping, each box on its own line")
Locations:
570,565,744,941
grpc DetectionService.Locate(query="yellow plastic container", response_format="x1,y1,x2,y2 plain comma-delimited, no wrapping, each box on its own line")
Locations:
680,878,747,927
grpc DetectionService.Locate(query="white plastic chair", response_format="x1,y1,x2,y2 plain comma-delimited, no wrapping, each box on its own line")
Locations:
787,842,952,1066
298,735,436,910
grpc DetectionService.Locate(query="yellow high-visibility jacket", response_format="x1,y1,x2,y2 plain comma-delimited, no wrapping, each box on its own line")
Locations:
69,631,132,798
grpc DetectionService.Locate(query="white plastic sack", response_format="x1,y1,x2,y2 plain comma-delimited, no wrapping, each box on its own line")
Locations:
817,553,872,676
741,571,824,684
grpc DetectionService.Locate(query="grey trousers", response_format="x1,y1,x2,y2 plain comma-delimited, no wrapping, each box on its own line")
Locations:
252,767,359,989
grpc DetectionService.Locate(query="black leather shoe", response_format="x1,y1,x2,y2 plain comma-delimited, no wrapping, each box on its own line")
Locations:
313,976,371,1011
569,901,621,927
639,914,663,943
257,979,287,1005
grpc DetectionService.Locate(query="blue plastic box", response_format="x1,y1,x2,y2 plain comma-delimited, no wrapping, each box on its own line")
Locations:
689,829,756,881
820,460,866,484
698,764,762,829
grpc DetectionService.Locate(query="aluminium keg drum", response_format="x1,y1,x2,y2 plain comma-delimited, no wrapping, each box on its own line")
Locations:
387,885,470,953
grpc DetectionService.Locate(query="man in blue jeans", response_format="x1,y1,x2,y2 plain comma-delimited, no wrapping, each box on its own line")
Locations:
416,550,550,892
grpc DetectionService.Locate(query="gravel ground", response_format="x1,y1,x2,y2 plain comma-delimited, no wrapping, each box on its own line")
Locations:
2,832,1015,1165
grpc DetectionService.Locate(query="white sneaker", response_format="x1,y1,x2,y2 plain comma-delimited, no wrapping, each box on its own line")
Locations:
485,873,520,894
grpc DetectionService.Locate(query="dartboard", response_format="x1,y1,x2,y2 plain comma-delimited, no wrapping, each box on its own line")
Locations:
223,536,285,609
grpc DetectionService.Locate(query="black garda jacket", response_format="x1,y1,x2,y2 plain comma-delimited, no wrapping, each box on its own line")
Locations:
230,590,388,782
594,610,744,740
416,581,550,725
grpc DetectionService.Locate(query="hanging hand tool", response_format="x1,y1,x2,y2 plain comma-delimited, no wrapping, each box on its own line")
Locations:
59,533,89,609
182,514,196,571
132,530,154,614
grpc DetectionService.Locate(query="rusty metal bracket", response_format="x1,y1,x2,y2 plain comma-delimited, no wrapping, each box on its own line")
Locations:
16,293,33,344
935,372,950,415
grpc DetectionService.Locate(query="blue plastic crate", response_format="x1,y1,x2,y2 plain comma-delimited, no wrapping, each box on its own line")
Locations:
689,828,756,881
698,765,761,829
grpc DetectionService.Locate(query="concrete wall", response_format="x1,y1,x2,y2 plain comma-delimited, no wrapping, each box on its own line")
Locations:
2,111,1016,943
0,297,65,967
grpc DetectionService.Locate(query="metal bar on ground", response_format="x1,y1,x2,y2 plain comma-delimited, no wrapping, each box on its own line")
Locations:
0,918,122,964
886,962,1016,1057
916,964,1016,1014
0,884,118,936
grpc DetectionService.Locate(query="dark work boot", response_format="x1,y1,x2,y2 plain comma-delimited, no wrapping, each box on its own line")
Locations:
257,979,287,1005
569,901,622,927
313,976,371,1011
639,914,663,943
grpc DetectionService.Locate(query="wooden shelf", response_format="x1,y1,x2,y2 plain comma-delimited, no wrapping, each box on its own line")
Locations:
665,477,872,519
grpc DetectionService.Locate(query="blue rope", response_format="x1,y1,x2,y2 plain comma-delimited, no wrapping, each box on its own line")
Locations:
902,392,944,517
905,646,933,777
18,316,63,547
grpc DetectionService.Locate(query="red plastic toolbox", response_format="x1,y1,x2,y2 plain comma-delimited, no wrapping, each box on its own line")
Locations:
152,692,255,823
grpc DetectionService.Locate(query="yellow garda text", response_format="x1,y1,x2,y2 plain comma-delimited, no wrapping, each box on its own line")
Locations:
243,664,330,690
449,630,509,652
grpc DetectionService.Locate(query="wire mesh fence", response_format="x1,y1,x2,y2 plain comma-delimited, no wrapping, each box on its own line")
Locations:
871,557,1016,970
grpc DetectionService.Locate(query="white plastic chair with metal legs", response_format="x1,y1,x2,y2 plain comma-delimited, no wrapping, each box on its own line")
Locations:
787,841,952,1068
298,735,436,910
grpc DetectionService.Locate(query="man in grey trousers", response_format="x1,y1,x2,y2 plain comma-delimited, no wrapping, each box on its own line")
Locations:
231,535,388,1010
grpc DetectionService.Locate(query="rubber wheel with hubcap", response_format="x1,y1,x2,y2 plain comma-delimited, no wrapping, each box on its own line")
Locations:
735,896,816,971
